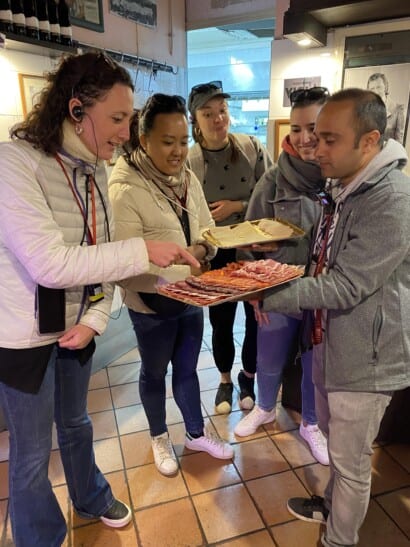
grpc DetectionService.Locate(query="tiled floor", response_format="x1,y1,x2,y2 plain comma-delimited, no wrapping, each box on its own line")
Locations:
0,309,409,546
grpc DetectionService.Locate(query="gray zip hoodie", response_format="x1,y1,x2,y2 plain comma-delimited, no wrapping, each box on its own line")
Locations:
263,139,410,392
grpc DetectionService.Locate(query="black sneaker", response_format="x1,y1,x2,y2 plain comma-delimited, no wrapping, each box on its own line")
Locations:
215,382,234,414
100,499,132,528
287,495,329,524
238,371,255,410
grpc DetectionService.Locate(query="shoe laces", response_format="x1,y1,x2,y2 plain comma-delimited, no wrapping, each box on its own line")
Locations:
203,429,226,447
245,406,269,424
153,436,173,461
306,427,327,449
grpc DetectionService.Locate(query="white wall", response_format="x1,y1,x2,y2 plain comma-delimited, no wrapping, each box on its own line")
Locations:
0,0,187,141
268,17,410,170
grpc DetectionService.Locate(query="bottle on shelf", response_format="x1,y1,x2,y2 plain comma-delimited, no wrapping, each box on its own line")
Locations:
10,0,25,35
0,0,14,33
23,0,39,39
37,1,50,41
58,0,71,46
47,0,60,43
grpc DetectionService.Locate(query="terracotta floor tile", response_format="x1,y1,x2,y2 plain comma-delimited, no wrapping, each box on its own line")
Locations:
0,431,9,462
111,382,141,409
294,462,331,496
371,447,410,495
180,451,241,494
115,404,149,435
168,422,191,457
90,409,118,440
197,350,216,370
217,530,276,546
271,519,323,547
264,403,300,435
107,362,140,386
247,470,309,526
127,463,188,510
94,437,124,474
109,347,141,366
121,430,154,469
271,430,316,468
71,521,138,547
192,483,264,544
197,367,221,391
384,444,410,473
88,368,109,390
211,410,267,445
87,387,113,414
0,498,8,537
0,461,8,499
358,499,409,546
49,449,65,486
136,497,203,547
234,437,289,481
376,486,410,537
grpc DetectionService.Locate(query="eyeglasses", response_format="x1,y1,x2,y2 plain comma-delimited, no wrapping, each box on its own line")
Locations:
190,81,224,96
290,86,329,105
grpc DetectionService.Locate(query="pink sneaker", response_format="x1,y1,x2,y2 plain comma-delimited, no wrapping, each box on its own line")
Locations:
299,423,329,465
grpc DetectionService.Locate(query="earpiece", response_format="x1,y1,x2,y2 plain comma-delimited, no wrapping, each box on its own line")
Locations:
71,104,84,122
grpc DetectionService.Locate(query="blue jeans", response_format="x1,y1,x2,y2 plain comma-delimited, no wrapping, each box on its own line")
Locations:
256,312,317,424
129,307,204,437
0,347,114,547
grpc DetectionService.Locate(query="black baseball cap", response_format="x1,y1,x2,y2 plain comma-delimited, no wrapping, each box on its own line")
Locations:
188,80,231,116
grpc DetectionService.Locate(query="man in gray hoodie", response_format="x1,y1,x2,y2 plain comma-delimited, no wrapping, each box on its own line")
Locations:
260,88,410,547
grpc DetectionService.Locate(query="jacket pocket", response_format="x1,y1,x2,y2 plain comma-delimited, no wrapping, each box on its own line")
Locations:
372,305,384,361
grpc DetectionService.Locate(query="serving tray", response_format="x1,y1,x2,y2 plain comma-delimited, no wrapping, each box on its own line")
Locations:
157,259,304,307
202,218,305,249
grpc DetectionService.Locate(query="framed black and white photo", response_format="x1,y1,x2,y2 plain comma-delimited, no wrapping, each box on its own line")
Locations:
69,0,104,33
343,63,410,147
109,0,157,28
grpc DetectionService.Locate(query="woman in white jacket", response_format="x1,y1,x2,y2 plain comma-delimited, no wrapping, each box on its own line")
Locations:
0,52,197,547
109,94,234,477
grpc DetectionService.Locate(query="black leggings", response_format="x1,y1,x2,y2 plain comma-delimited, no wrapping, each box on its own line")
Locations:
208,248,257,374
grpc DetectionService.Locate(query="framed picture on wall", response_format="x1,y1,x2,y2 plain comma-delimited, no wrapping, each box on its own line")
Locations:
343,63,410,146
274,118,290,161
18,74,47,118
109,0,157,28
69,0,104,33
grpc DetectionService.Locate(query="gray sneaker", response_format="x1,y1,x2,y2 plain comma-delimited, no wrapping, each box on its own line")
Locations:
287,495,329,524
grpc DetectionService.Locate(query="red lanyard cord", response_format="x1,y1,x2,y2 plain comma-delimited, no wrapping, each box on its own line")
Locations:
55,154,97,245
312,213,333,345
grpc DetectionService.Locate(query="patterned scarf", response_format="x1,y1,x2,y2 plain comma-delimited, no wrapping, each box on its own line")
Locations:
130,147,191,218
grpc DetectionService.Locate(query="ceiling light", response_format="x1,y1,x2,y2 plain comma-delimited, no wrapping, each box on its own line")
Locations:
283,11,327,48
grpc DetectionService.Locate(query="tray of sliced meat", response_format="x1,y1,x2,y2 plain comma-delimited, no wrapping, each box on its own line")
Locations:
157,259,304,307
202,218,305,249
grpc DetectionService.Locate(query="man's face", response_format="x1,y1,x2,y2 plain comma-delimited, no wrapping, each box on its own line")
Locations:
367,78,387,102
314,100,369,186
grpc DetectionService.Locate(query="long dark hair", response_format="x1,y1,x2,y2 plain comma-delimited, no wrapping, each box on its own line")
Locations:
11,52,133,155
123,93,187,154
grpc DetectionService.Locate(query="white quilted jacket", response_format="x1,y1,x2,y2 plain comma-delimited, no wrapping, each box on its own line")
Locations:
0,129,150,349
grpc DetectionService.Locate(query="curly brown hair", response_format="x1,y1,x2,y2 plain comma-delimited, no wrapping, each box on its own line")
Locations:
11,51,133,155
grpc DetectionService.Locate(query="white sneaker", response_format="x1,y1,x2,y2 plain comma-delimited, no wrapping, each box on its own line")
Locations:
234,405,276,437
185,430,234,459
299,424,329,466
152,433,178,476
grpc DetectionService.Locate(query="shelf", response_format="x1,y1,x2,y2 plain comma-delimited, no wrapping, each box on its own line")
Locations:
0,31,78,58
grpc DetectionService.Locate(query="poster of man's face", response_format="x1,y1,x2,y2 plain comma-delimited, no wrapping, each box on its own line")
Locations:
343,63,410,149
